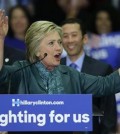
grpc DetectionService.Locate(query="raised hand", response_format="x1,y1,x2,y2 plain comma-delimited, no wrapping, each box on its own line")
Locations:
0,9,8,70
0,9,8,40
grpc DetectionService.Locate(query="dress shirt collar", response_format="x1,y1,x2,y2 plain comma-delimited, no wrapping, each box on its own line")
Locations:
66,52,85,72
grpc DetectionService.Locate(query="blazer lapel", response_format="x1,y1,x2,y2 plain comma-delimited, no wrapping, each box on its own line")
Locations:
60,58,70,90
30,64,46,91
58,65,74,93
81,55,91,73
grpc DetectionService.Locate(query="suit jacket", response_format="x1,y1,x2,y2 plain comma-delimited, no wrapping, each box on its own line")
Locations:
0,60,120,134
4,45,25,65
61,55,117,134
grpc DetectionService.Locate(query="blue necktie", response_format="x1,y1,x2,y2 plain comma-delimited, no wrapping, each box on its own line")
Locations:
69,63,78,70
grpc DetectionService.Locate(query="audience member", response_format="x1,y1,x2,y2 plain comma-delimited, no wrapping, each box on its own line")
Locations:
61,18,117,134
4,5,31,52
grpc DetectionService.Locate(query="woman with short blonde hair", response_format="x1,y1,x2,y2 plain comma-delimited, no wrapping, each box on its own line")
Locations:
25,21,63,63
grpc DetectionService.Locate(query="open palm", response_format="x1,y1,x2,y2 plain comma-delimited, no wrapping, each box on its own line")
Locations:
0,10,8,40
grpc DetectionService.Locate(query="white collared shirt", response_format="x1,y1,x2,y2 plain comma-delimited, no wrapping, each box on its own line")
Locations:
66,52,85,72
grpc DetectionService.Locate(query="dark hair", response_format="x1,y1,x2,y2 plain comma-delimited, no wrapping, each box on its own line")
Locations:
88,4,120,34
61,18,87,36
8,5,32,37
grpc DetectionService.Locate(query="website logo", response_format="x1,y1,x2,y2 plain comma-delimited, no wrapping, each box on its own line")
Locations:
12,99,20,107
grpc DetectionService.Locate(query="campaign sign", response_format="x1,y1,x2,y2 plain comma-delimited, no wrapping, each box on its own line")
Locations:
0,94,92,131
84,32,120,69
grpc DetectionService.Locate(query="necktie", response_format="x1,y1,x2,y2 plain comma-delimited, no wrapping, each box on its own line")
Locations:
69,63,78,70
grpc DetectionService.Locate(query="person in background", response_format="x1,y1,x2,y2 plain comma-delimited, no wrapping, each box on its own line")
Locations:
1,7,26,95
1,6,26,134
0,9,120,134
0,0,34,15
32,0,91,25
4,5,31,52
86,5,120,133
106,0,120,11
4,45,25,65
88,4,120,35
61,18,117,134
85,4,120,72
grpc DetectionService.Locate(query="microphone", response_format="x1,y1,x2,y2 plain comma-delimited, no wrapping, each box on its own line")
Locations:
8,53,47,94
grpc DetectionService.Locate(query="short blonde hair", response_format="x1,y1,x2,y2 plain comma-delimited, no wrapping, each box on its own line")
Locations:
25,21,62,63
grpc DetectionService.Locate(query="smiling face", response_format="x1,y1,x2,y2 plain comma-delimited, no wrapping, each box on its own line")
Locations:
62,23,86,61
37,31,63,70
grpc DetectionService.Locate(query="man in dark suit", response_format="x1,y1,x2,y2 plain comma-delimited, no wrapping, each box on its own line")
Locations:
61,18,117,134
